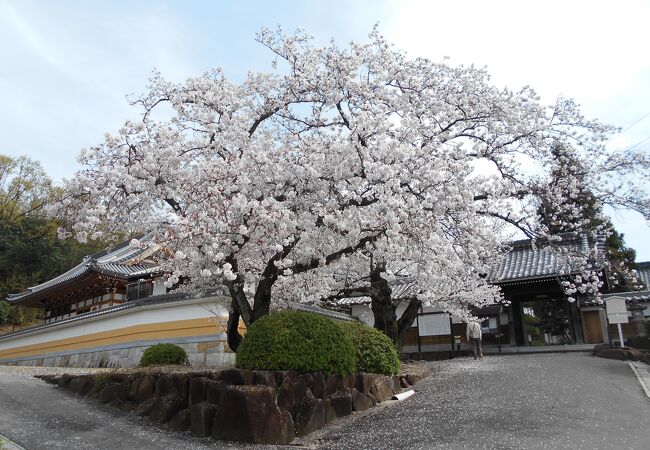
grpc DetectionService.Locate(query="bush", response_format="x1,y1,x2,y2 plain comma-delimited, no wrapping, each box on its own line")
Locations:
236,311,357,375
339,321,401,375
0,301,9,325
140,343,188,367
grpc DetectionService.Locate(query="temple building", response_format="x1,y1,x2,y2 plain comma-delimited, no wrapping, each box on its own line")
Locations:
0,236,352,368
486,235,605,347
347,234,648,355
1,233,647,367
6,235,162,323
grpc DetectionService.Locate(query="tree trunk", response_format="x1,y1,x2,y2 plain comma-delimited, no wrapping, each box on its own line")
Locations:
368,263,423,353
225,275,275,352
226,302,243,352
371,293,399,344
369,264,399,345
396,298,422,352
252,277,273,321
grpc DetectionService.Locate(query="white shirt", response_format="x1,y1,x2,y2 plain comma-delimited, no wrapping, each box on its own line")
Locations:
466,321,482,340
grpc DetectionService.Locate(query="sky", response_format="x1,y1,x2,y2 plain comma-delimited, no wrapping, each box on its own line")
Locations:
1,0,649,259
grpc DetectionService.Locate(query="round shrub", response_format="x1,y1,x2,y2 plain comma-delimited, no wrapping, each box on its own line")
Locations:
339,321,401,375
140,343,188,367
235,310,357,375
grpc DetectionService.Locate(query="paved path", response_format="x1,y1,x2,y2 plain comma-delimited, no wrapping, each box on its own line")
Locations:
317,354,650,449
0,367,242,450
1,354,649,449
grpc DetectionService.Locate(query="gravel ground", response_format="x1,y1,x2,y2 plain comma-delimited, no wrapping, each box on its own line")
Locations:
2,354,648,449
314,354,650,450
0,366,249,450
0,365,109,378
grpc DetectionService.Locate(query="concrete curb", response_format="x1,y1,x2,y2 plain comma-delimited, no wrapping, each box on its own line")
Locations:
628,362,650,400
0,433,26,450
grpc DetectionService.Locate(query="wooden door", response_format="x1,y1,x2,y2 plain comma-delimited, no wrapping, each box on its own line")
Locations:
582,310,604,344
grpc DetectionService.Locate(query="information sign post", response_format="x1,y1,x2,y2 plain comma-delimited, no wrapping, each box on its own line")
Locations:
605,297,629,348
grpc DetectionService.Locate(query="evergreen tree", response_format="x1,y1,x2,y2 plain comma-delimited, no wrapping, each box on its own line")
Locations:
6,305,24,332
0,154,108,323
537,144,639,292
0,300,9,325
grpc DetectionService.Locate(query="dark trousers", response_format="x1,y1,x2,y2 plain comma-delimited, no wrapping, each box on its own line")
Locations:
471,338,483,358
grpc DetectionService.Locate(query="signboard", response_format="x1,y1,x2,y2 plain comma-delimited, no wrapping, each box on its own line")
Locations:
606,297,629,324
418,314,451,336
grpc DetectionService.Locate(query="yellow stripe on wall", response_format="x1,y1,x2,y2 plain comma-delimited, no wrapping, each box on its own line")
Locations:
0,318,246,360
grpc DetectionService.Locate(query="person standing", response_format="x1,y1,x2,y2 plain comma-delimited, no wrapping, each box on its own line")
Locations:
466,320,483,359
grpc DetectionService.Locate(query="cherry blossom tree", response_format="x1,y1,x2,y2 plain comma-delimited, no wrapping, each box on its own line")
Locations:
56,28,650,349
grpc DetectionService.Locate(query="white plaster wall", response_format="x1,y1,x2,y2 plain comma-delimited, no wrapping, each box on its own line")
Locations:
0,296,230,352
352,304,374,326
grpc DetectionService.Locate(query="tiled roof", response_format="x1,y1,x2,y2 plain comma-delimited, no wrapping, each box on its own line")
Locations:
487,234,603,283
286,302,355,321
7,234,160,303
0,292,354,340
601,289,650,303
635,262,650,289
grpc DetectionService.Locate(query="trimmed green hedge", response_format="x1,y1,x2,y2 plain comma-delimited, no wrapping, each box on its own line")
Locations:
339,321,401,375
235,311,357,375
140,343,188,367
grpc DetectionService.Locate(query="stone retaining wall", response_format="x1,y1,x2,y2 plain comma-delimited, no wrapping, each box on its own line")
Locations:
38,368,425,445
593,344,650,364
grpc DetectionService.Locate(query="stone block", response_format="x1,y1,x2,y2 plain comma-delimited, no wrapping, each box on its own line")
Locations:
328,389,353,417
356,373,378,397
253,371,276,388
273,371,298,387
58,374,72,388
212,385,293,444
593,343,613,354
191,402,218,437
351,388,374,412
110,398,136,412
217,368,254,385
312,372,326,399
389,376,401,394
169,408,192,432
206,379,228,404
149,394,186,424
277,377,306,417
295,389,325,437
596,348,626,361
155,374,189,400
99,382,128,404
68,376,94,396
189,376,208,404
625,349,644,361
341,374,356,389
303,373,314,392
130,375,156,403
371,377,393,403
134,397,157,417
325,374,341,396
406,373,422,386
324,398,336,423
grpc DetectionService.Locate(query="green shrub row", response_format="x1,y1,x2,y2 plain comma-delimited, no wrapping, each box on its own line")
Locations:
140,343,188,367
339,321,401,375
235,310,400,375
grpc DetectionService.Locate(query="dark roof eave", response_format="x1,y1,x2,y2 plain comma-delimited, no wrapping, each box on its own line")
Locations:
5,268,127,305
490,273,573,286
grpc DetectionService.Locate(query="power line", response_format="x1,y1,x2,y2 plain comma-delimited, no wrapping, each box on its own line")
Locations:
625,135,650,152
607,111,650,143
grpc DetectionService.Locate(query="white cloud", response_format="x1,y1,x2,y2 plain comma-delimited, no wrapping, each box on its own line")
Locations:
385,0,650,259
0,1,199,180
